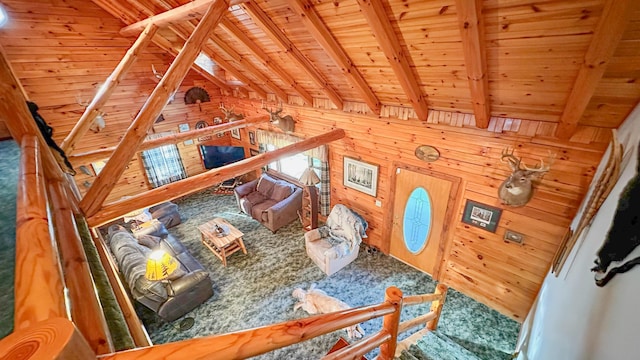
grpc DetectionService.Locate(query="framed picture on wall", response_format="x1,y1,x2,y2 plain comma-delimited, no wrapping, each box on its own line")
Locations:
231,128,241,140
178,123,193,145
461,200,502,233
249,131,256,145
343,157,378,197
195,120,211,142
250,148,259,157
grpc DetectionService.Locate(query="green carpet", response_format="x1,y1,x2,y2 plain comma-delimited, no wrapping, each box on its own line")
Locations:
134,191,519,359
0,140,19,340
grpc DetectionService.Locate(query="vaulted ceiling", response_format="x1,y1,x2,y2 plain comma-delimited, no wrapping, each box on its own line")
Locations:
91,0,640,139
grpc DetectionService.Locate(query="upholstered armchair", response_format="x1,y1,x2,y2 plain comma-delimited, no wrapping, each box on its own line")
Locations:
305,204,368,276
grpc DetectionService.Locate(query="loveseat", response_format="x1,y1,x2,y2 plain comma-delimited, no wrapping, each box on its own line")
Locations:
305,204,368,276
234,173,302,232
107,225,213,322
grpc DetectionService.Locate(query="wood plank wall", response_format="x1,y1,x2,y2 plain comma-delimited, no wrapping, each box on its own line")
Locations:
223,97,608,320
0,0,229,202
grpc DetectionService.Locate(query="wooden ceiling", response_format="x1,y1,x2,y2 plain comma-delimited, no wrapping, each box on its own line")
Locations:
90,0,640,139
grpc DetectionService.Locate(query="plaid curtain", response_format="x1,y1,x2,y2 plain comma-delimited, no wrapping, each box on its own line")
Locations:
141,143,187,188
320,160,330,216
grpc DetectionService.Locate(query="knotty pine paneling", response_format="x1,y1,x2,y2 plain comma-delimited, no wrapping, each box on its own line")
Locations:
222,96,606,321
0,0,225,203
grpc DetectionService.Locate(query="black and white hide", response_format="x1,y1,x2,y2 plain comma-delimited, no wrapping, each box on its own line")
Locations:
592,143,640,286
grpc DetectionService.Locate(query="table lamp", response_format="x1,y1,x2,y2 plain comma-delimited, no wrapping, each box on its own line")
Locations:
299,168,321,230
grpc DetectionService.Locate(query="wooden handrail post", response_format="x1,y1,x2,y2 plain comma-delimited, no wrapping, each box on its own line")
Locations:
379,286,403,360
14,136,67,330
427,284,448,331
49,181,114,354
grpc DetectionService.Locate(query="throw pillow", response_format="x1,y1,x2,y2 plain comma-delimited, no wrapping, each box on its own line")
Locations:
257,174,277,197
271,182,292,202
137,234,161,249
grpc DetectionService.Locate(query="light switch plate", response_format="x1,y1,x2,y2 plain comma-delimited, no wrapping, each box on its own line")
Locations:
375,200,382,207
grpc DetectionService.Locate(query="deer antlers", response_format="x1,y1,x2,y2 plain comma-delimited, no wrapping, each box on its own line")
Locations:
500,147,552,173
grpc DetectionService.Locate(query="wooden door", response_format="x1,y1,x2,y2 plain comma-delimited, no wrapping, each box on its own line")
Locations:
389,167,456,278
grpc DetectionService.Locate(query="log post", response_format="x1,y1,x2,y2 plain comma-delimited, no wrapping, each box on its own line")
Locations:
426,284,448,331
61,23,159,154
49,181,113,354
80,0,230,218
379,286,403,360
14,136,66,330
86,128,345,227
0,318,95,359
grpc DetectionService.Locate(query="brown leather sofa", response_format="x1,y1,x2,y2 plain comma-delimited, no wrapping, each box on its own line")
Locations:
107,225,213,322
234,173,302,232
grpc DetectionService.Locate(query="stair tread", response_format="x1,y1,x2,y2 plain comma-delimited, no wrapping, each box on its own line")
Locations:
399,331,482,360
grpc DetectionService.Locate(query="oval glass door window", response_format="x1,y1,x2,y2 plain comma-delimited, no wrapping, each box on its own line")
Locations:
403,187,432,254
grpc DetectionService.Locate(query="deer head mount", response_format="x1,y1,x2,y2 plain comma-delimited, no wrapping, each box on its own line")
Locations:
498,148,553,207
76,95,106,133
263,103,294,133
219,104,244,122
152,64,175,104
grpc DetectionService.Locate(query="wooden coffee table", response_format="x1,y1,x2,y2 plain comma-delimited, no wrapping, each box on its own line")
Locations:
198,218,247,266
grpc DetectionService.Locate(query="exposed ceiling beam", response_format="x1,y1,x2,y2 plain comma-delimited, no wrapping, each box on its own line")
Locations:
555,0,636,139
455,0,490,129
70,115,270,165
80,1,229,217
287,0,381,114
241,1,344,109
61,23,159,155
219,18,314,105
151,33,244,96
119,0,248,36
169,24,268,99
356,0,429,121
87,128,346,227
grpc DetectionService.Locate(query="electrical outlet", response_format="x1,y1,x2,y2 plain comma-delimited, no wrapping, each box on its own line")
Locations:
375,200,382,207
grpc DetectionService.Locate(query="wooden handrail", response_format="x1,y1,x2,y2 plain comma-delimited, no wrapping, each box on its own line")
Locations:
48,180,114,354
98,302,395,360
14,136,67,330
403,293,443,306
398,311,437,334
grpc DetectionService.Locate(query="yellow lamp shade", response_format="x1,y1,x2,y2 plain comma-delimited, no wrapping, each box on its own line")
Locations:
145,250,179,281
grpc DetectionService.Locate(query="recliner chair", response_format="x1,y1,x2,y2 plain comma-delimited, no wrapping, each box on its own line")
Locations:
304,204,368,276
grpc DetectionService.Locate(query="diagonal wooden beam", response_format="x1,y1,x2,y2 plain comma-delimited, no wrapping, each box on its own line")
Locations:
241,1,344,109
80,0,230,218
168,24,268,99
356,0,429,121
555,0,636,139
455,0,490,129
151,33,245,97
87,129,346,227
219,18,314,105
287,0,381,114
61,23,159,154
69,115,269,165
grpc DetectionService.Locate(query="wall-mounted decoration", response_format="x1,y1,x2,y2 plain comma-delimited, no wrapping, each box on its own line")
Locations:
263,103,294,133
415,145,440,162
185,87,210,111
249,131,256,145
504,230,525,244
195,120,211,142
498,147,553,207
231,128,241,140
178,123,193,145
462,200,502,233
551,130,623,275
91,160,106,176
155,114,165,123
78,165,93,176
250,148,259,157
219,104,245,122
214,116,225,138
343,157,378,197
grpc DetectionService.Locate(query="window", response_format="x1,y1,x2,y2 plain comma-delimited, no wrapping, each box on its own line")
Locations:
141,144,188,188
0,5,7,28
266,144,321,181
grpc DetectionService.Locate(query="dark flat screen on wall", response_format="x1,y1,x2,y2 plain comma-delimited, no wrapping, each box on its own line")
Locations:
200,145,245,169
